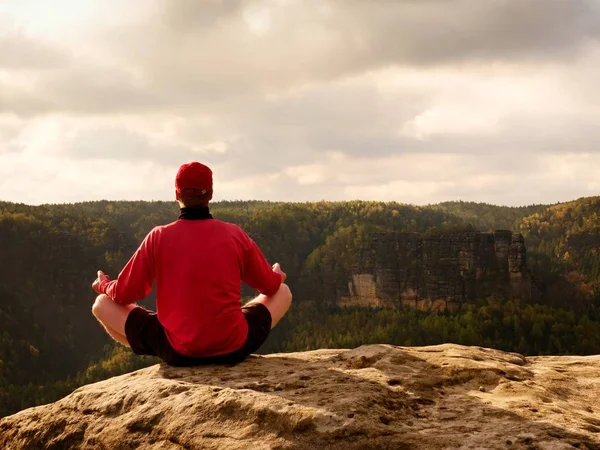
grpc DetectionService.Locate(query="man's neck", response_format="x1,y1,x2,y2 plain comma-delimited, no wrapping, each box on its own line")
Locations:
179,206,213,220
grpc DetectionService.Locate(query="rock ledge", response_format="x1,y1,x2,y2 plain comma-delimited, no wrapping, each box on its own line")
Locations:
1,344,600,449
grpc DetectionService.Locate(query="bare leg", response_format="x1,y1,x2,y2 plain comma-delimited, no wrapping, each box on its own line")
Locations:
246,283,292,328
92,294,137,347
102,325,130,347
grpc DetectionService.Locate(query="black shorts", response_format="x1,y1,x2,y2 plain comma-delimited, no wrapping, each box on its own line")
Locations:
124,303,272,367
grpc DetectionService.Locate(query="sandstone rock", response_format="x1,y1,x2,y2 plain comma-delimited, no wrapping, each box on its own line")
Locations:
2,344,599,449
342,231,538,309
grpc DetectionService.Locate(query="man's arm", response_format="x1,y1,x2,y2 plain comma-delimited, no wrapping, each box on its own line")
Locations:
242,235,283,297
95,229,156,305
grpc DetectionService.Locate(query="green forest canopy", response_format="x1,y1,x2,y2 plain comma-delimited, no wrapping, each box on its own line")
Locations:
0,196,599,416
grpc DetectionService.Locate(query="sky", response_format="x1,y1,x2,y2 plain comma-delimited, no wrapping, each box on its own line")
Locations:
1,0,599,206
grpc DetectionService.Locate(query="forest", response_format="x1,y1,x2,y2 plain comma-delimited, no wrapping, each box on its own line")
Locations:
1,196,599,417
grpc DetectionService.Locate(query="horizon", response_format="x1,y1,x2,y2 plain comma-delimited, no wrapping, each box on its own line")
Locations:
1,194,585,209
1,1,599,206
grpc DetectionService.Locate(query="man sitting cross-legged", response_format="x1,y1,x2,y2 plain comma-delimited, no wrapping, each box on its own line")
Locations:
91,161,292,366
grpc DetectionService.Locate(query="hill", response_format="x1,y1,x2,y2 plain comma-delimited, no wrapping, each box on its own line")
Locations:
1,197,599,417
433,201,548,231
519,196,600,310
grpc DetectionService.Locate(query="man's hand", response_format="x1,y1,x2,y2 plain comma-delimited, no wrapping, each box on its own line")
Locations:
272,263,286,283
92,270,110,294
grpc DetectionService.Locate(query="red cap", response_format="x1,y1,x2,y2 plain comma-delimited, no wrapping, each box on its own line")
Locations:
175,162,213,195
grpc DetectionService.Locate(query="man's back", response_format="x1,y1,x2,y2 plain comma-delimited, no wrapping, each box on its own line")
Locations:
100,214,281,357
156,219,248,357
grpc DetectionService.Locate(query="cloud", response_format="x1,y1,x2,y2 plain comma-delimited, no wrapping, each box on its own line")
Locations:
0,0,599,206
329,0,600,66
160,0,247,30
5,0,600,115
0,33,68,69
0,11,72,69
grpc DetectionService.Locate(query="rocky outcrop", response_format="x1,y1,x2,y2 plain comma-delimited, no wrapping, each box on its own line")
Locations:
342,231,537,310
1,344,600,450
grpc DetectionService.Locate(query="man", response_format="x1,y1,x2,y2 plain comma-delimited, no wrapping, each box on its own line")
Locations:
91,161,292,366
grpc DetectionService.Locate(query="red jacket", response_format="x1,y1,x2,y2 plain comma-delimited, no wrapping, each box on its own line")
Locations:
99,212,281,357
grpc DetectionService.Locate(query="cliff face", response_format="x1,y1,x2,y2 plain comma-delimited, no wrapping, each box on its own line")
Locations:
341,231,535,310
2,344,599,450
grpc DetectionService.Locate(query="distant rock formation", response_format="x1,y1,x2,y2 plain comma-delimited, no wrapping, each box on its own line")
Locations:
341,231,538,310
2,345,599,449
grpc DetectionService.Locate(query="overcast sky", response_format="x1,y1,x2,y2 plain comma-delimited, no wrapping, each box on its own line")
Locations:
1,0,599,206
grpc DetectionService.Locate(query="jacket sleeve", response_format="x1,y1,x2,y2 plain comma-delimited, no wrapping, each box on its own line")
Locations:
99,229,156,305
241,233,282,297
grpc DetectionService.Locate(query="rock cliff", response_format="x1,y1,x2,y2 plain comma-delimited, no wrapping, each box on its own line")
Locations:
2,344,599,449
341,231,537,310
